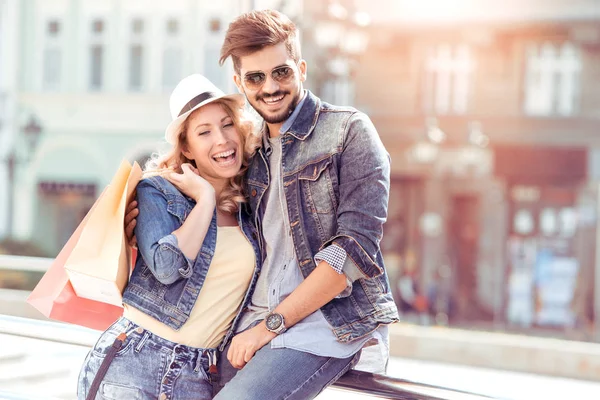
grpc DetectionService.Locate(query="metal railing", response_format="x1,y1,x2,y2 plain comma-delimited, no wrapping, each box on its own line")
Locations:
0,255,497,399
0,315,496,400
0,255,53,273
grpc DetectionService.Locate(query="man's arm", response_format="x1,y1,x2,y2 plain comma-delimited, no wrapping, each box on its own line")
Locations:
322,111,390,280
227,260,346,369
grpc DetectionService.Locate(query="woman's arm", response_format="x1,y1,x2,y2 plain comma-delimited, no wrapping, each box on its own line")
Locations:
135,169,215,285
171,196,215,260
166,163,216,259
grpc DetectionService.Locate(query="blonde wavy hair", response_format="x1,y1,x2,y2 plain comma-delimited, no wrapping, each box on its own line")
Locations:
144,97,261,214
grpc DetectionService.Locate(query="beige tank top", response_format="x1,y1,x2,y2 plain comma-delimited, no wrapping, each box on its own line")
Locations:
124,226,255,348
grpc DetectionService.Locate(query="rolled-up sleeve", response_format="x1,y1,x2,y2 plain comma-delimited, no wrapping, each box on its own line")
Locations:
321,112,390,279
135,180,195,285
314,244,363,298
156,234,194,280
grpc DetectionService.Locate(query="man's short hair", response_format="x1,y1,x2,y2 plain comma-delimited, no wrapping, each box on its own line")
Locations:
220,10,301,74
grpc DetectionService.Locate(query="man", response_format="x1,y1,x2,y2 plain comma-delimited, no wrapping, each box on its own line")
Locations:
213,10,399,399
125,9,398,399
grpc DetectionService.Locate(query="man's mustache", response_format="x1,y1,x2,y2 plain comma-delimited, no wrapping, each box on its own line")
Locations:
257,91,289,101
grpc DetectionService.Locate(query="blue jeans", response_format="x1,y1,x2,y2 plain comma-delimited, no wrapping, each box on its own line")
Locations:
77,317,215,400
214,342,360,400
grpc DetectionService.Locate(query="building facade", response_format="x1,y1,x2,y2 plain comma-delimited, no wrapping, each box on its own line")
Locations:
4,0,268,254
0,0,21,240
303,0,600,333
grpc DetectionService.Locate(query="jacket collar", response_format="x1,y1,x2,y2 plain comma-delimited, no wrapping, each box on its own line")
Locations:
284,90,321,141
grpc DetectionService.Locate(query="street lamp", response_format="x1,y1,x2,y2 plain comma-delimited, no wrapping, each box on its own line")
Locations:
5,115,43,238
409,119,491,176
312,0,370,106
458,120,491,176
410,118,445,164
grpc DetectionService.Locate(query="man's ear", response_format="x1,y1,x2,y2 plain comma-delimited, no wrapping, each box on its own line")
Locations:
298,60,307,83
233,74,244,94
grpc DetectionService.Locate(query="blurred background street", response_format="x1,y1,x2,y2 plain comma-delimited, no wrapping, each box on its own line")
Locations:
1,0,600,397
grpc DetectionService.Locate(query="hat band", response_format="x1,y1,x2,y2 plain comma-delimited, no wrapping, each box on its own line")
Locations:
178,91,220,117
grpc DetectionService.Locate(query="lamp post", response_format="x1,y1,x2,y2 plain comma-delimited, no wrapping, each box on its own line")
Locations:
410,118,446,165
5,115,43,238
311,0,370,106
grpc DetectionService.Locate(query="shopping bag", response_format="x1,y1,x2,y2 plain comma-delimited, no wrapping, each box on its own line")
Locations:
26,189,123,330
65,160,142,306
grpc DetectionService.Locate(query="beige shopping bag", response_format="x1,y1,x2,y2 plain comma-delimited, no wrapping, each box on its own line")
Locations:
27,187,124,330
65,159,142,306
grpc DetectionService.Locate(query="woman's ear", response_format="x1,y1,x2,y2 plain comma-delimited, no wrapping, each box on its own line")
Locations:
181,143,193,160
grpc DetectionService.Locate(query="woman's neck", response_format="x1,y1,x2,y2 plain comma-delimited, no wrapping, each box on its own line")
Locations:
208,179,226,200
217,207,237,226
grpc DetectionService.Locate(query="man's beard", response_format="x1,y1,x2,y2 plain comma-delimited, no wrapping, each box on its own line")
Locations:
253,90,301,124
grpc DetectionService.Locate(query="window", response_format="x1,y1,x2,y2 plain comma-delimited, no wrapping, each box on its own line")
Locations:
89,19,106,91
129,18,145,91
90,45,103,89
163,18,182,90
163,47,182,89
132,18,144,34
524,42,581,116
129,45,143,90
48,21,60,36
92,20,104,34
209,18,221,33
204,47,224,89
43,48,61,90
423,44,474,115
166,19,179,35
43,20,62,90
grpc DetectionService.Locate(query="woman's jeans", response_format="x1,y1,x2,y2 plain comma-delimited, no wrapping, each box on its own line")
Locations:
77,317,216,400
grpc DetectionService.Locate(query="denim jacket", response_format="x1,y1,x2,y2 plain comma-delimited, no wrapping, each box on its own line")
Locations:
245,90,399,343
122,176,262,351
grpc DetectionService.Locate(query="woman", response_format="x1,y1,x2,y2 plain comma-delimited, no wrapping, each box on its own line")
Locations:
77,74,262,400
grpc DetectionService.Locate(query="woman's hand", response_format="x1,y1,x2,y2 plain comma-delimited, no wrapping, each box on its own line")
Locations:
166,163,215,203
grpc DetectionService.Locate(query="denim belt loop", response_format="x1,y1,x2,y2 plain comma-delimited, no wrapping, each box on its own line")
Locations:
135,330,150,353
193,349,203,373
206,349,219,397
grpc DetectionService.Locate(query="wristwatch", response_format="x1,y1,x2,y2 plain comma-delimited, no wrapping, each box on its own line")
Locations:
265,312,287,334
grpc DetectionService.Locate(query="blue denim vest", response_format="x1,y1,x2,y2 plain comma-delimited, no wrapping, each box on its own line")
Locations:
122,176,262,351
245,91,399,343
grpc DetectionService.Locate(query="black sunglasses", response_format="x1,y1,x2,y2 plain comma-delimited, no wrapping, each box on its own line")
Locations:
243,65,296,90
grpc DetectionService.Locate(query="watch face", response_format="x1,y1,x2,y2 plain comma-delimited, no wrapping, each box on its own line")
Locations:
266,313,283,330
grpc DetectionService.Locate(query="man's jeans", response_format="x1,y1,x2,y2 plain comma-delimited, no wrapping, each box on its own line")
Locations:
214,342,360,400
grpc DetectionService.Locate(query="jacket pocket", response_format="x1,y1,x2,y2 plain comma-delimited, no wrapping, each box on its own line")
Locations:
298,156,337,214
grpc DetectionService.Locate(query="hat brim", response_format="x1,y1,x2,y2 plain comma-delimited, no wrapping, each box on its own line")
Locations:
164,93,246,144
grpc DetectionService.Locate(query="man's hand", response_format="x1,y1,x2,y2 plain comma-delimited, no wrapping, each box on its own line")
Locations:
227,322,276,369
125,199,139,247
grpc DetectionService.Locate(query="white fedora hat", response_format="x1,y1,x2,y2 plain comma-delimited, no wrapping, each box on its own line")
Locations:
165,74,245,144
